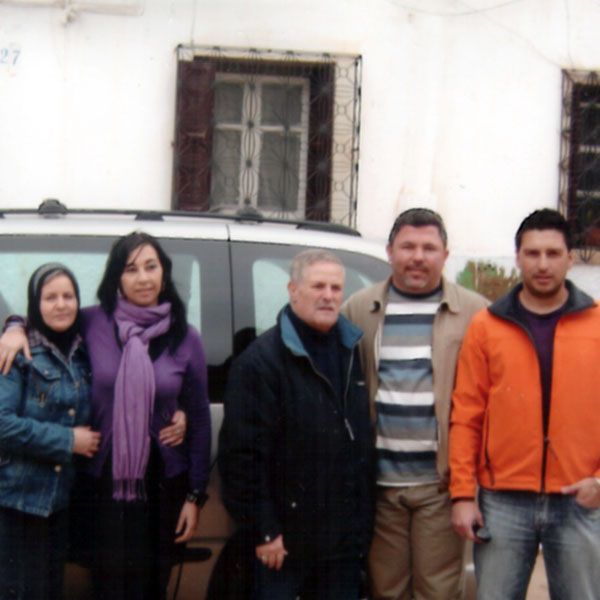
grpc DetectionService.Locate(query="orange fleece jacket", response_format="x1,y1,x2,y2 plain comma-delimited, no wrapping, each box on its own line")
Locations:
450,294,600,499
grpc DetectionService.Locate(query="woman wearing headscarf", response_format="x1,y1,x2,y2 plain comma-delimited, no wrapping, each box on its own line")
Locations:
0,263,100,599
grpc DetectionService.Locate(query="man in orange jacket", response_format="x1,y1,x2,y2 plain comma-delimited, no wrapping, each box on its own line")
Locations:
450,209,600,600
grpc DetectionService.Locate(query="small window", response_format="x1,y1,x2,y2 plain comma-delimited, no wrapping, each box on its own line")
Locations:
172,46,362,226
560,70,600,256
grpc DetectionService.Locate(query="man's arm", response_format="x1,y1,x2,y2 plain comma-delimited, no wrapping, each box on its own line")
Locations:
451,499,484,542
562,478,600,509
449,317,490,502
255,534,288,571
0,324,30,374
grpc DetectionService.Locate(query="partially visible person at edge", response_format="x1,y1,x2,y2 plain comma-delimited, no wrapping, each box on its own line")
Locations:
218,249,373,599
0,232,211,600
0,263,100,599
342,208,488,600
450,209,600,599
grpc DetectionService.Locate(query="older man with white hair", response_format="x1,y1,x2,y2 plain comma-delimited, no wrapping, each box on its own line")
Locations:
219,248,373,600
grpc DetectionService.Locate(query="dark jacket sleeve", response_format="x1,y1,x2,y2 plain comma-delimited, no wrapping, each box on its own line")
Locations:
181,328,211,493
218,347,282,546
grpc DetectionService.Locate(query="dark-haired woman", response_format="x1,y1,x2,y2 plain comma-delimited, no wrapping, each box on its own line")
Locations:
0,233,211,600
78,232,211,600
0,263,100,599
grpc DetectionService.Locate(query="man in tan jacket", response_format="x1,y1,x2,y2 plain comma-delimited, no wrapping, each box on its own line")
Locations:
343,208,487,600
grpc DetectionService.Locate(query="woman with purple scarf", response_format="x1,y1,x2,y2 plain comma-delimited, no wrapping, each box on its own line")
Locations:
79,231,212,599
0,232,211,599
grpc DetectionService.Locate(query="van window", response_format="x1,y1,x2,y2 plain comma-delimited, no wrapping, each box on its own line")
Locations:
0,251,106,320
231,242,389,346
0,241,203,332
0,236,232,402
252,259,289,336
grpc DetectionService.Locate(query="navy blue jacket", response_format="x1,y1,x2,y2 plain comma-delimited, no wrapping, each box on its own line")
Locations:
219,307,374,560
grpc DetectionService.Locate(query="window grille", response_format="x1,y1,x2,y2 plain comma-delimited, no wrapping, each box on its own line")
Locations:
559,70,600,261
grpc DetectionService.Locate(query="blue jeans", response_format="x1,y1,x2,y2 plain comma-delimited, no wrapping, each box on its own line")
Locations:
254,555,362,600
475,488,600,600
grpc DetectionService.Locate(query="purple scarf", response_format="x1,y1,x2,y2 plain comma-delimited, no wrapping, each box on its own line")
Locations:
112,298,171,501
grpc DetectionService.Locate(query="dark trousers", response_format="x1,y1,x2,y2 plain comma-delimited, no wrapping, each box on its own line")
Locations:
74,452,187,600
0,507,68,600
254,555,362,600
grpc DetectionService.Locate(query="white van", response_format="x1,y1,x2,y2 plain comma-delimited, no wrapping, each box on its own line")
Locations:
0,200,392,599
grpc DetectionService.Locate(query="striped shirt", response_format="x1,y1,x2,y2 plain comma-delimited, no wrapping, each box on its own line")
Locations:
375,286,441,486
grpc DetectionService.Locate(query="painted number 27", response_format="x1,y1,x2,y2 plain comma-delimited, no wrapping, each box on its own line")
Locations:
0,48,20,66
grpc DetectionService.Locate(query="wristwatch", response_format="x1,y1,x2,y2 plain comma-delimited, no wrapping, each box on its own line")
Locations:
186,489,209,507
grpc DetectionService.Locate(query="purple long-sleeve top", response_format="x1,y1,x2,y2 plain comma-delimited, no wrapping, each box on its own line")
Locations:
81,306,211,493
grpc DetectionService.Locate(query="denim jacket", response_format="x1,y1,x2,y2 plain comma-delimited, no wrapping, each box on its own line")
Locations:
0,334,91,517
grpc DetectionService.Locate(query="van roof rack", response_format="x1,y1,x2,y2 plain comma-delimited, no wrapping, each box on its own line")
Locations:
0,199,361,237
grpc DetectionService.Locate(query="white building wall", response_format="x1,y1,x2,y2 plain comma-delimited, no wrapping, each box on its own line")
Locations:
1,0,599,293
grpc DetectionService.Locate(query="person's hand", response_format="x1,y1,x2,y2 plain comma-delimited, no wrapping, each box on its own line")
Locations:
72,426,101,458
255,535,288,570
0,326,30,375
159,410,187,447
174,501,199,543
451,499,483,542
562,477,600,509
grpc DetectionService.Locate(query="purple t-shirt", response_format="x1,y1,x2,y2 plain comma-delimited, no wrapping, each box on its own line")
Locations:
81,306,211,492
516,300,567,433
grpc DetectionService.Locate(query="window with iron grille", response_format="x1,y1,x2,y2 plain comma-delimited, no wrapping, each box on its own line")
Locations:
172,46,362,225
559,70,600,257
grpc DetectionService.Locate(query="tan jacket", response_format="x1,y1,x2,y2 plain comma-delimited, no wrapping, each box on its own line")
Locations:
342,277,488,487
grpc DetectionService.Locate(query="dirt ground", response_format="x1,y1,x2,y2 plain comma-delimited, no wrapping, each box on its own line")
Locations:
527,552,549,600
